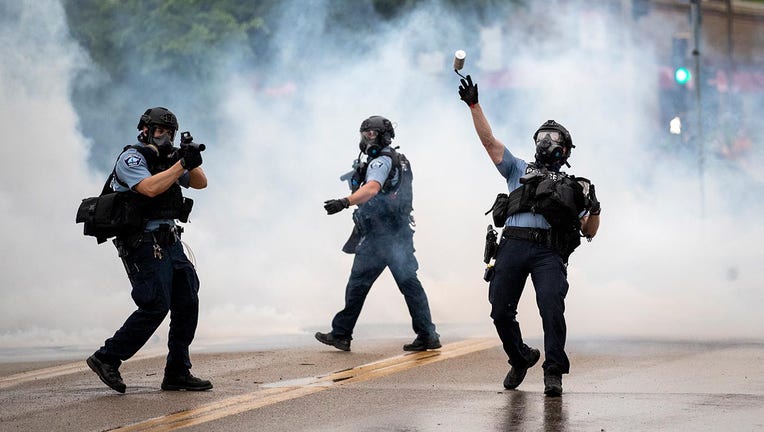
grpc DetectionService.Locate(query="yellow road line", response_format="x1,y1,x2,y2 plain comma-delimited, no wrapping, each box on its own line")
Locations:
0,350,163,390
0,362,86,390
114,338,500,432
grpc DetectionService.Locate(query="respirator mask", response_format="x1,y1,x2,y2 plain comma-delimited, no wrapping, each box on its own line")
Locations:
359,129,380,155
150,130,175,156
534,130,567,167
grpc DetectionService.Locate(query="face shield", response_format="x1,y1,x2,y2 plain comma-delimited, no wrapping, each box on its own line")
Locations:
361,130,379,141
535,129,564,144
534,129,567,167
359,129,380,154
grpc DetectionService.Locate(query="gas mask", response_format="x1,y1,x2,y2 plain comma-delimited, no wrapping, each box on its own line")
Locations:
534,130,567,168
359,129,382,156
151,131,175,155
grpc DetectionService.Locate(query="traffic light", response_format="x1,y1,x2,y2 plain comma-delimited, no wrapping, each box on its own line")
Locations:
674,67,692,85
672,36,691,86
659,35,692,138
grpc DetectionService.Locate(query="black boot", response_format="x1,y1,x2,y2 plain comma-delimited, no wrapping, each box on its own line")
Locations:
86,355,126,393
503,348,540,389
403,336,442,352
161,373,213,391
544,373,563,397
315,332,351,351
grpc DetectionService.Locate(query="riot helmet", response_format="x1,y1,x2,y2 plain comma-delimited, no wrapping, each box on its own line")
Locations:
136,107,178,151
359,115,395,157
533,119,574,168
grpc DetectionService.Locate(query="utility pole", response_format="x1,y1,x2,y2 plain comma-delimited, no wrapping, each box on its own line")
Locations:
724,0,734,152
690,0,704,216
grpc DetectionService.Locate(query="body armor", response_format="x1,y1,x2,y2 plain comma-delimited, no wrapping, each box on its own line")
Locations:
352,147,413,233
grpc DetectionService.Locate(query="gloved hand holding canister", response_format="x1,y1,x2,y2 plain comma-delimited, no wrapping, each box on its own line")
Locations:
458,75,479,107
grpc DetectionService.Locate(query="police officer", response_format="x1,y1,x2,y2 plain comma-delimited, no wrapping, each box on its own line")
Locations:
458,76,601,397
315,115,440,352
86,107,212,393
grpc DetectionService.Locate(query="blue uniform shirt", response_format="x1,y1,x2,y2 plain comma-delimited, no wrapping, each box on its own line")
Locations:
365,154,394,187
495,147,552,229
112,145,190,231
356,153,402,222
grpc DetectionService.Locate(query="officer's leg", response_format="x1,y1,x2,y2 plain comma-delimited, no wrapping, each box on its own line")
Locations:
165,241,200,376
529,246,570,375
387,231,437,339
96,241,172,365
490,237,536,368
331,243,386,339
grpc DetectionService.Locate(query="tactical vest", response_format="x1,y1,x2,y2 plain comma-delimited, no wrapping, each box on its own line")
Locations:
76,144,192,244
506,164,587,229
353,147,413,232
489,163,589,260
112,145,192,223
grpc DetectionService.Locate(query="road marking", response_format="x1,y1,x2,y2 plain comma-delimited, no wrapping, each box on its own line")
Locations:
114,338,500,431
0,351,162,390
0,362,88,390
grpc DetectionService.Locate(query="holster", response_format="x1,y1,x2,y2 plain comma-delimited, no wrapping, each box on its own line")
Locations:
177,197,193,223
342,224,363,254
483,225,498,264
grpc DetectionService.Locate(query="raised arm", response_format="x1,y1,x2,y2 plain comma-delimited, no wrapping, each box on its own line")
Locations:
459,75,506,164
469,104,506,165
581,184,601,238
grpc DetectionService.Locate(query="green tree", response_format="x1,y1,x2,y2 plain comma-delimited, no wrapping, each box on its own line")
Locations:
64,0,271,81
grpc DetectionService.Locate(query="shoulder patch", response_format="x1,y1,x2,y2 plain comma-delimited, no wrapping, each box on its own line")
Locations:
371,160,384,169
123,154,143,168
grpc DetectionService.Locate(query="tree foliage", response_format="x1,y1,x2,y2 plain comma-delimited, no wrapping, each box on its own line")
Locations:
63,0,523,80
62,0,524,169
63,0,271,81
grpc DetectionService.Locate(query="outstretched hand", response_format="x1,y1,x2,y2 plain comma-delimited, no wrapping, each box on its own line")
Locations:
324,198,350,215
458,75,479,107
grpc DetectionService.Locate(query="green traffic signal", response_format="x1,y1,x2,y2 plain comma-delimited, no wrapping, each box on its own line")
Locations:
674,67,691,85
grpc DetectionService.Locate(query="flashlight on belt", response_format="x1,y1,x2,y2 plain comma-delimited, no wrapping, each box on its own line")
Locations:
453,50,467,79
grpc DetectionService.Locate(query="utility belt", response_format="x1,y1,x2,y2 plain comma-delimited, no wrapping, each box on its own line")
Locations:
353,211,408,235
482,225,567,283
139,224,183,246
114,224,182,257
343,212,411,254
502,226,553,247
501,225,580,263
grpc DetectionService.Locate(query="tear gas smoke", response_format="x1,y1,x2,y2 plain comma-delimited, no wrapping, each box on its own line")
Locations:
1,1,763,359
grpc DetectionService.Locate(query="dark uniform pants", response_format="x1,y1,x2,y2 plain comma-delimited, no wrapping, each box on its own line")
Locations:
489,235,570,375
331,228,438,341
96,238,199,376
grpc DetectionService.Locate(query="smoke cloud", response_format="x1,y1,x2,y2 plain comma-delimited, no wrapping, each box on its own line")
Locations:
1,0,762,360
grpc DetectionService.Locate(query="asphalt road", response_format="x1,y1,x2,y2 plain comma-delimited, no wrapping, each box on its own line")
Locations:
1,337,762,431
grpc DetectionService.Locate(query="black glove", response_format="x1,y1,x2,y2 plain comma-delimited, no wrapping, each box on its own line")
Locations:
458,75,479,106
180,147,203,170
324,198,350,215
588,184,601,215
